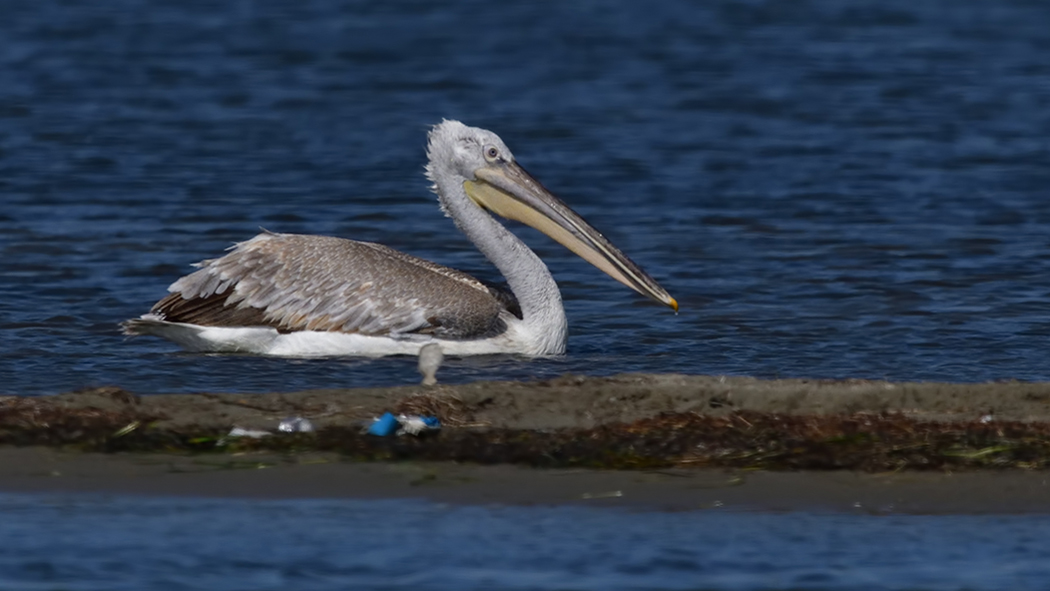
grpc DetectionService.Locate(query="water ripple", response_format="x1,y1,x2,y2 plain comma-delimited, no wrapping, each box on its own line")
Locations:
2,0,1050,393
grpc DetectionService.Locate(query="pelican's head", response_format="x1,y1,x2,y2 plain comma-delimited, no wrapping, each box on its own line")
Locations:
425,120,677,312
426,119,516,182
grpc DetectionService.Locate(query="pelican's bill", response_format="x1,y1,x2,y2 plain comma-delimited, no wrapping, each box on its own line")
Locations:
463,163,677,311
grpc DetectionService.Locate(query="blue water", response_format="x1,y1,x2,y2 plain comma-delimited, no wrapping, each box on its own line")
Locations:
0,494,1048,591
1,1,1049,395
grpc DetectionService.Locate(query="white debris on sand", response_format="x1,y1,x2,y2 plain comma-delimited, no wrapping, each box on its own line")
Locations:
278,416,315,433
227,427,271,439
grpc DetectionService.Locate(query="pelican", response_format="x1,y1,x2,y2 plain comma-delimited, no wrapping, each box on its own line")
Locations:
122,120,677,357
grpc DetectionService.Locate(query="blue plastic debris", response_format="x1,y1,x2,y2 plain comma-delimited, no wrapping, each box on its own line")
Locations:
367,412,401,436
366,413,441,437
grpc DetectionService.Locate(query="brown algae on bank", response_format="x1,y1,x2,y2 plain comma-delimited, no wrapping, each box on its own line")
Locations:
4,374,1050,472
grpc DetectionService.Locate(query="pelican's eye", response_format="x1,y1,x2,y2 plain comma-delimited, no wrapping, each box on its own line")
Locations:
484,145,500,162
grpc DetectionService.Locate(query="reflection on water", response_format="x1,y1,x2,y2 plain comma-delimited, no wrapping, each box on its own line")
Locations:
2,0,1050,394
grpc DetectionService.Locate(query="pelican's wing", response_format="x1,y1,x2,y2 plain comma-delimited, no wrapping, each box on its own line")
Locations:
147,232,509,339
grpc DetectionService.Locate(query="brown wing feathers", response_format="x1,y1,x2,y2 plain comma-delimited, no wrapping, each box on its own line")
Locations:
151,291,282,332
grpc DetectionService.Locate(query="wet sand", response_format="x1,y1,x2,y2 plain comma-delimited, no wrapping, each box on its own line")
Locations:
3,373,1050,511
2,448,1049,513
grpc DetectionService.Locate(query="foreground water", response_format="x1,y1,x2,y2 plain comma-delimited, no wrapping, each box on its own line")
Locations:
2,0,1050,394
0,494,1047,591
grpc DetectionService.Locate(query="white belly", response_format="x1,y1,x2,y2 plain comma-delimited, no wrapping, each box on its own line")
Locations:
123,315,564,357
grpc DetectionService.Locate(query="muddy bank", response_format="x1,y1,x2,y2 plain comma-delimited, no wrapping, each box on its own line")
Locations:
20,373,1050,431
3,374,1050,472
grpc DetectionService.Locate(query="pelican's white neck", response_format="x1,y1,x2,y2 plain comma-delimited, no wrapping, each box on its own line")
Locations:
428,171,567,354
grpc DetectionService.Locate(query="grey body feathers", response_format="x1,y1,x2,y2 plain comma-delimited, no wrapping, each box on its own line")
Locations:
139,232,520,340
